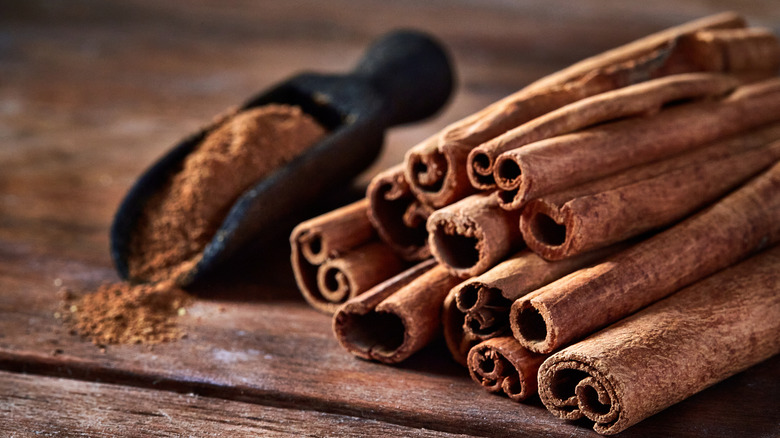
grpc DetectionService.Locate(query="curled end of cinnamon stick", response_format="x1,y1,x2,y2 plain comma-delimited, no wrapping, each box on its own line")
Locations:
467,148,498,190
454,281,511,339
520,200,574,260
333,307,408,362
405,137,475,208
427,194,522,278
332,260,449,364
538,357,623,434
367,166,432,261
442,288,479,366
468,337,546,402
510,298,557,354
316,260,355,304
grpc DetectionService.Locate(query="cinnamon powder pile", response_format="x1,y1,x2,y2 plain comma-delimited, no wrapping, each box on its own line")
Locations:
68,104,326,345
63,282,190,345
128,104,327,283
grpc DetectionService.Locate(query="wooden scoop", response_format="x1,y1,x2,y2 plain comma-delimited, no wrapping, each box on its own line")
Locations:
110,30,454,287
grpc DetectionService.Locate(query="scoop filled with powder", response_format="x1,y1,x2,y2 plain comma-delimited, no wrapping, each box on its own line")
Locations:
127,104,326,283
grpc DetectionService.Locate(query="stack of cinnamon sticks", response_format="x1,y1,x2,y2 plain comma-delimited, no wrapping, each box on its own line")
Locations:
290,12,780,435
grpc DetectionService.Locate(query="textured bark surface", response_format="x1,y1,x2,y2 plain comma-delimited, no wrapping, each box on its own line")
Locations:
291,200,405,313
511,162,780,354
4,1,780,435
453,247,619,341
538,245,780,435
405,12,758,207
520,129,780,260
495,78,780,209
332,261,461,364
470,73,738,191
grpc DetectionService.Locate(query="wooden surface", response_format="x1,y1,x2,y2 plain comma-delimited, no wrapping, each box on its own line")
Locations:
1,1,779,436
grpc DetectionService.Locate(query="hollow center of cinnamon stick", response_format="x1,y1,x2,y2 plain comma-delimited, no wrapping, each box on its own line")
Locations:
579,384,612,415
497,158,521,185
302,233,323,262
498,188,519,205
549,368,589,402
478,356,496,373
338,311,406,356
431,227,481,270
456,284,481,311
410,151,447,191
531,213,567,246
516,305,548,343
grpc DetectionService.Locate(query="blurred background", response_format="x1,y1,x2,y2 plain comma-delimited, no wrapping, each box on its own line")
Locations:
1,0,778,261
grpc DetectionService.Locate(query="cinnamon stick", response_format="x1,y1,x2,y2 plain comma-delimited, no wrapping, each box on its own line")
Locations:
470,73,738,191
537,245,780,435
467,336,548,402
455,246,620,341
510,161,780,354
315,242,406,305
494,77,780,209
332,261,461,364
426,192,523,278
520,124,780,260
405,13,753,207
442,288,480,366
366,165,433,261
291,199,405,313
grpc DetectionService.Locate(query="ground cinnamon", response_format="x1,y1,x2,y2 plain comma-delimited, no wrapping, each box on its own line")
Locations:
63,281,190,345
538,245,780,435
129,104,326,283
511,160,780,354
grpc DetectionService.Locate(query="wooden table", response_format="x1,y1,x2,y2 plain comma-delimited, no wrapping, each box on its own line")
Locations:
2,1,778,436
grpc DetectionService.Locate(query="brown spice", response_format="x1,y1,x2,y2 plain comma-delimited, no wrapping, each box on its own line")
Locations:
64,282,190,345
70,104,325,345
128,104,326,283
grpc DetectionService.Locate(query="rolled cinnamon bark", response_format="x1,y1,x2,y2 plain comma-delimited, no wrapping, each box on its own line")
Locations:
511,161,780,354
455,246,620,340
538,245,780,435
426,192,523,278
495,77,780,209
366,165,433,261
316,241,406,305
467,336,548,402
442,288,480,366
470,73,738,191
332,261,461,364
405,13,751,207
520,125,780,260
291,199,404,314
291,199,375,266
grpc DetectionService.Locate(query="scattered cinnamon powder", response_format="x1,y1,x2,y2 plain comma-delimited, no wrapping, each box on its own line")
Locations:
63,282,190,345
65,104,326,345
128,104,327,283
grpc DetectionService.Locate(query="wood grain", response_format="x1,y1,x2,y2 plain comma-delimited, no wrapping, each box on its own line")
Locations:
0,371,470,437
1,0,778,436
